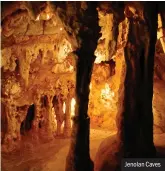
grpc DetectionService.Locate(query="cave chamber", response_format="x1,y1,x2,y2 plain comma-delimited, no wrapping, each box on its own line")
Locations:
1,2,165,171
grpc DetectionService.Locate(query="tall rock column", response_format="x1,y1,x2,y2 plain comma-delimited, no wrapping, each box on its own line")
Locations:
1,100,20,152
140,3,158,157
53,96,63,136
121,3,158,157
46,95,56,138
64,96,72,137
65,2,101,171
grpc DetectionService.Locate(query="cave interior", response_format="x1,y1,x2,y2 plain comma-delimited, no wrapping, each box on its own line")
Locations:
1,1,165,171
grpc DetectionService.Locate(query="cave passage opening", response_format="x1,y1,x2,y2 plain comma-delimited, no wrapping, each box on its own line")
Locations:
20,104,35,135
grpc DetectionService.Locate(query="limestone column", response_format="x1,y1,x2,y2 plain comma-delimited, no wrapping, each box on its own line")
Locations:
46,95,56,138
120,3,158,157
65,2,101,171
32,103,40,134
2,100,20,152
53,95,64,136
32,93,42,135
140,3,158,157
64,97,72,137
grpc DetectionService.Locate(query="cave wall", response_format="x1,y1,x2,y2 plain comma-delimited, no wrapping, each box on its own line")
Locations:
1,4,76,152
90,16,165,134
89,11,165,135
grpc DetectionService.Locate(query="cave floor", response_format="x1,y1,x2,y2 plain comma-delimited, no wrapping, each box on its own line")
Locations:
1,129,116,171
2,130,165,171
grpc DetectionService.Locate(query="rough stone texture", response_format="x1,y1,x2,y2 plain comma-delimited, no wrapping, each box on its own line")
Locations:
1,38,76,151
153,80,165,134
94,133,165,171
1,1,165,164
65,2,101,171
1,3,77,152
120,2,159,158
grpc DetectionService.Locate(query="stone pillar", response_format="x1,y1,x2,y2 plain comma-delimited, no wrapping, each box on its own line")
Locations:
140,4,158,157
32,103,40,134
64,97,72,137
2,100,20,152
32,93,42,135
120,3,158,157
46,95,56,138
65,2,101,171
53,95,64,136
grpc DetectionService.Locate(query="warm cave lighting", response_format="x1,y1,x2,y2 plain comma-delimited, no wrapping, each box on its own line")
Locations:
35,13,52,21
63,102,66,114
61,121,65,130
62,102,66,130
68,64,74,72
53,21,57,26
71,98,76,127
46,13,51,20
58,39,72,62
35,14,40,21
101,83,114,106
101,83,111,99
89,83,92,90
157,14,165,53
52,107,55,116
52,107,57,126
60,28,63,31
94,49,106,64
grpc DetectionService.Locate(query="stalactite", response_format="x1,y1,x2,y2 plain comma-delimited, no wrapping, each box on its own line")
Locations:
19,49,32,87
98,2,124,60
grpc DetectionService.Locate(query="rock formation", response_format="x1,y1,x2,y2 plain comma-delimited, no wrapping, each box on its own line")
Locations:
1,1,165,171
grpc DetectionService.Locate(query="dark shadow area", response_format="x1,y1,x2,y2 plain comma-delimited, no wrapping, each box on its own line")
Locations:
156,146,165,158
41,95,48,108
20,104,35,135
1,103,8,144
